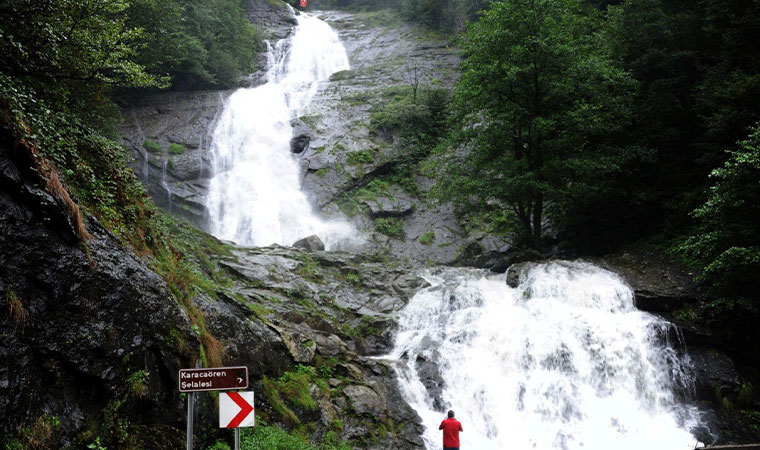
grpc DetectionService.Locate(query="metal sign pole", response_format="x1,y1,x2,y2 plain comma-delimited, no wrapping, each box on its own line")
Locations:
234,428,240,450
186,392,195,450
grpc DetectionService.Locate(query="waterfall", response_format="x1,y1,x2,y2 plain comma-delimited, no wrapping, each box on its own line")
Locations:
390,262,705,450
206,11,358,249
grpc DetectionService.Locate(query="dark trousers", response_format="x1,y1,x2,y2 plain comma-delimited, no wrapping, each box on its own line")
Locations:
444,447,459,450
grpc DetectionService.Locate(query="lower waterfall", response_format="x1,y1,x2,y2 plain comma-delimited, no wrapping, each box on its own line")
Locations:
390,261,705,450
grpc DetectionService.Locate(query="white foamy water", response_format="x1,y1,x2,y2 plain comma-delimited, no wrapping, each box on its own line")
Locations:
390,261,705,450
206,10,358,249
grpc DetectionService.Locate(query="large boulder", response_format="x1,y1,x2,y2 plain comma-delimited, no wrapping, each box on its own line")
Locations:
293,234,325,251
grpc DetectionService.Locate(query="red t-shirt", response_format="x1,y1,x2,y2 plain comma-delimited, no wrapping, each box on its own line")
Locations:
439,417,463,447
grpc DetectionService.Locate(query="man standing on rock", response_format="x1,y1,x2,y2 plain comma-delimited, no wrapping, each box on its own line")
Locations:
439,409,463,450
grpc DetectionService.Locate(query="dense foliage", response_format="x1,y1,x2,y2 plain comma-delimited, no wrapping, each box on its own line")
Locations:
678,122,760,355
127,0,261,89
425,0,760,358
434,0,636,247
295,0,493,32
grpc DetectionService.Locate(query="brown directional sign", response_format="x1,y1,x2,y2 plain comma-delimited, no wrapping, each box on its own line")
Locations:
179,366,248,392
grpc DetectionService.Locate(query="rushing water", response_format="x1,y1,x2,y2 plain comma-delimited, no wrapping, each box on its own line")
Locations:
206,10,357,249
390,261,705,450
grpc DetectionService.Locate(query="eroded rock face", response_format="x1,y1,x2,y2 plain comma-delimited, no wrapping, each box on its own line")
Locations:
590,252,701,313
0,133,198,446
217,244,429,448
120,90,228,228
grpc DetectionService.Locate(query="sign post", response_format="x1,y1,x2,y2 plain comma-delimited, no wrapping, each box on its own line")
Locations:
220,392,255,450
179,366,249,449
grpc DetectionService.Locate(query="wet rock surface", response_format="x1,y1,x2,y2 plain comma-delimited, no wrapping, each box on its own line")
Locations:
1,121,429,448
590,251,701,313
216,244,429,448
0,134,198,446
120,90,228,228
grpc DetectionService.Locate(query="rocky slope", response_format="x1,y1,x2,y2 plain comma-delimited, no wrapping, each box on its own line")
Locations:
1,122,431,448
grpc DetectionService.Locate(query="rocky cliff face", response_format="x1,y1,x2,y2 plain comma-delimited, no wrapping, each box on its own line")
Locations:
1,124,429,448
0,129,199,447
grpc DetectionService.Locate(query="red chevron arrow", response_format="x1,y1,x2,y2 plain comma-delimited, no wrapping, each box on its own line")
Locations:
225,392,254,428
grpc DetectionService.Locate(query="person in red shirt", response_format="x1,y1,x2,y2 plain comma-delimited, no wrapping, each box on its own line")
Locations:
439,409,463,450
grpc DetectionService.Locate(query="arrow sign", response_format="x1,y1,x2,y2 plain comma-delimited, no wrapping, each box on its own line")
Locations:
220,392,254,428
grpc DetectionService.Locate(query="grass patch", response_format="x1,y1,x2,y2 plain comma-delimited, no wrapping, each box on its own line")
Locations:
418,230,435,246
347,149,375,166
315,168,329,178
5,288,28,332
143,139,161,154
374,217,404,239
168,143,186,155
262,365,320,425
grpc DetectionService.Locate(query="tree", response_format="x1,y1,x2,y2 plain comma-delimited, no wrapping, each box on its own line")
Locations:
0,0,164,88
435,0,634,247
680,122,760,302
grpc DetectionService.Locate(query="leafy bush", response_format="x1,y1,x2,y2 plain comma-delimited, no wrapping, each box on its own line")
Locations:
347,150,375,166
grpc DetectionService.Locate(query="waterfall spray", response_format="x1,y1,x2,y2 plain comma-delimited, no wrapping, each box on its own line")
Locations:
390,262,705,450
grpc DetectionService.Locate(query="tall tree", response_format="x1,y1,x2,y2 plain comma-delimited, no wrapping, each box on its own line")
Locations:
436,0,634,247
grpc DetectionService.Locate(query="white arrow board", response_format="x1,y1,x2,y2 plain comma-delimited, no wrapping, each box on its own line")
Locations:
220,391,255,428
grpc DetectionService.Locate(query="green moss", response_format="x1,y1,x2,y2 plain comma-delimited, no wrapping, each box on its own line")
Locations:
299,114,321,130
329,70,354,81
143,139,161,153
347,149,375,166
419,230,435,246
374,217,404,239
168,143,186,155
315,168,329,177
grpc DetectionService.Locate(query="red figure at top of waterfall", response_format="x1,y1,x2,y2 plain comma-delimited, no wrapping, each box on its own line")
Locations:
300,0,307,7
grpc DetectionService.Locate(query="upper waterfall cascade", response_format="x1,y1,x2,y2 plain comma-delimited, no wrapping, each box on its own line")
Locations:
206,10,358,249
390,262,706,450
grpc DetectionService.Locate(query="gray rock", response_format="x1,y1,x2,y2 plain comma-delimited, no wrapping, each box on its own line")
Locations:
293,234,325,251
291,134,311,154
688,347,740,401
344,384,385,416
363,185,414,218
415,351,446,412
591,252,700,313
